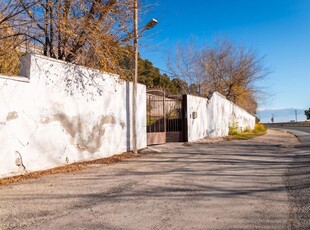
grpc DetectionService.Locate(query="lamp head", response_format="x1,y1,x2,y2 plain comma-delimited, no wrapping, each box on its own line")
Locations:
145,18,158,30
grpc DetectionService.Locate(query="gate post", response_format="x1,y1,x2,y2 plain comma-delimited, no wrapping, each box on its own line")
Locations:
182,94,188,142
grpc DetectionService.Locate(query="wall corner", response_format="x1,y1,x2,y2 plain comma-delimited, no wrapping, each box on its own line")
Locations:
19,53,32,79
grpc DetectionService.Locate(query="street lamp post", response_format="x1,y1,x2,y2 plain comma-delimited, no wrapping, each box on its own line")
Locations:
132,0,157,154
132,0,138,154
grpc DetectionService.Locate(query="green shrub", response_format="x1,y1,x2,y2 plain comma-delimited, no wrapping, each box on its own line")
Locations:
227,123,266,140
243,126,251,133
228,122,239,135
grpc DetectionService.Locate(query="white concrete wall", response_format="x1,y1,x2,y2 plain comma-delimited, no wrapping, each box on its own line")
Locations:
187,92,255,142
186,95,210,142
0,54,146,178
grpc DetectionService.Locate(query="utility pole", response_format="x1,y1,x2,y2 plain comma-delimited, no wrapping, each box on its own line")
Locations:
295,109,298,122
132,0,138,154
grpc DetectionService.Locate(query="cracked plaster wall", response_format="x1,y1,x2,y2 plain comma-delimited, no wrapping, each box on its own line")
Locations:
0,54,147,178
187,92,255,141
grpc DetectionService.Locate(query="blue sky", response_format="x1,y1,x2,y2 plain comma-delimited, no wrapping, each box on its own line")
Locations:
139,0,310,111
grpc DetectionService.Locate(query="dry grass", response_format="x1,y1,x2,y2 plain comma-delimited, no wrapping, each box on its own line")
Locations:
225,131,266,141
0,152,137,186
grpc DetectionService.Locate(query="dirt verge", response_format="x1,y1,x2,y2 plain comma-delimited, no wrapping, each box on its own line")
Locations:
0,152,137,186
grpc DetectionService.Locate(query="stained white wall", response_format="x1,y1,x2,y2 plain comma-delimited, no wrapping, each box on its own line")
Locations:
187,92,255,142
186,95,210,142
0,54,146,178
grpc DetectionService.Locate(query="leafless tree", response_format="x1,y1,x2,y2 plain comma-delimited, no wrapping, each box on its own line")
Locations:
201,39,268,113
169,38,269,114
168,42,205,95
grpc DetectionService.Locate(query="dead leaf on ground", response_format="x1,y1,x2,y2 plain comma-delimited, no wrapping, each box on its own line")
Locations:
0,152,137,186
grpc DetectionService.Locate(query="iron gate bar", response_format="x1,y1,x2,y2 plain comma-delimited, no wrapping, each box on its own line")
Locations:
146,90,166,145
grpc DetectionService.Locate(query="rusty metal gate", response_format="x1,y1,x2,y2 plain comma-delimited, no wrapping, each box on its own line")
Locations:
165,96,184,142
147,90,187,145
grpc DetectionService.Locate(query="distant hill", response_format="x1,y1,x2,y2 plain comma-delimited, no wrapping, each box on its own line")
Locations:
257,108,307,123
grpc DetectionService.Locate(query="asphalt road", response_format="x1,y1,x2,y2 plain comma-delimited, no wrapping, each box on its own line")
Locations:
271,127,310,147
0,130,307,230
272,127,310,230
272,126,310,134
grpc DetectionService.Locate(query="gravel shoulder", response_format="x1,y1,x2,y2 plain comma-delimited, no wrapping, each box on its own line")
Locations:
286,149,310,230
0,129,303,230
280,129,310,230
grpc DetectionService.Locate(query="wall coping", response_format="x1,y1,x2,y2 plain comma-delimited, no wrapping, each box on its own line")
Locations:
0,75,30,83
186,91,255,118
19,53,146,88
25,53,121,79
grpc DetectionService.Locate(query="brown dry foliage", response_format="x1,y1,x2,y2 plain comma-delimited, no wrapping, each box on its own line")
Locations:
17,0,134,74
0,3,22,75
0,38,20,75
0,0,139,77
0,152,137,186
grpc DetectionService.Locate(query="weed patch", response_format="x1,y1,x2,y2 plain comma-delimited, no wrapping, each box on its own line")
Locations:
227,124,267,140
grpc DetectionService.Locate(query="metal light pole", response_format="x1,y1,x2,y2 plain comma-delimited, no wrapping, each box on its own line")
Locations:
132,0,157,154
132,0,138,154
